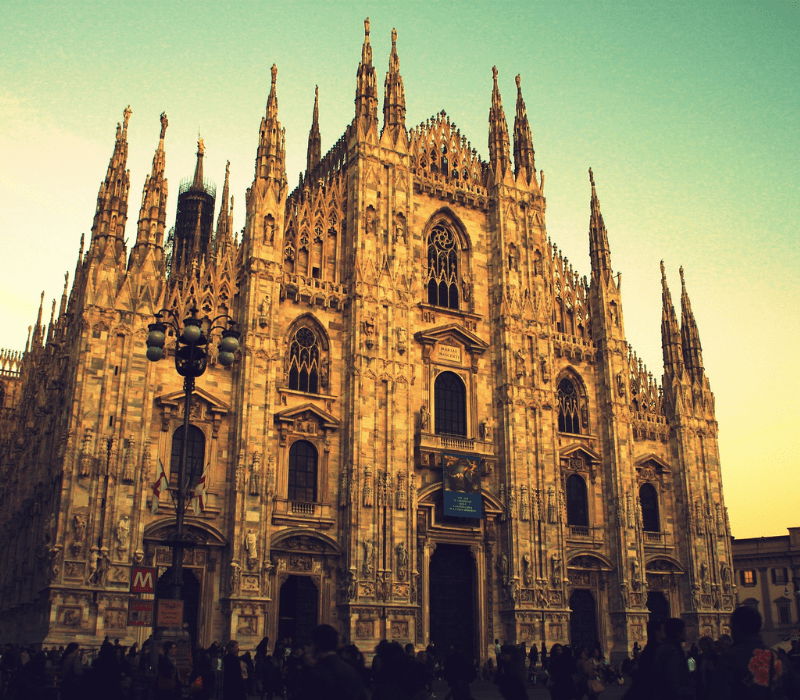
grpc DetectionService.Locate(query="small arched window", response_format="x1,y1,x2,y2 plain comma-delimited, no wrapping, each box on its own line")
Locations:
557,378,582,434
566,474,589,527
288,327,320,393
170,425,206,490
639,483,660,532
426,223,460,310
434,371,467,436
288,440,317,502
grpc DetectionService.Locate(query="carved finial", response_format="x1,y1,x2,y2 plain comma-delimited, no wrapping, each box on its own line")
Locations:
225,159,230,176
271,63,277,85
492,65,498,82
159,112,168,139
123,105,132,129
660,260,666,279
679,265,685,286
391,27,397,45
589,167,595,187
515,74,521,91
197,134,205,155
365,17,370,36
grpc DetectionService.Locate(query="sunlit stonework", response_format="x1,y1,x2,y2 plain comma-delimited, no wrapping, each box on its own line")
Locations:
0,20,734,657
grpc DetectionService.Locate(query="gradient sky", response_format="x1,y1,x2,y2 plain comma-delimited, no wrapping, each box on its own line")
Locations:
0,0,797,539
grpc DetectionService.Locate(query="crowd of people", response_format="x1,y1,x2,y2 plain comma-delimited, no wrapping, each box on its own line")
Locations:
0,607,799,700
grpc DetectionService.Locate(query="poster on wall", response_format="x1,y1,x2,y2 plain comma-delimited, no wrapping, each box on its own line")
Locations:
442,453,482,518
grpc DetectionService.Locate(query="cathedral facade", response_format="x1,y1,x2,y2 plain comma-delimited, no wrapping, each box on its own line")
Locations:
0,21,736,658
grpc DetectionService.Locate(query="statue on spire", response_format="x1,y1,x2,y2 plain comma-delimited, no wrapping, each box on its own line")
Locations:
197,135,205,155
271,63,277,85
123,105,132,129
159,112,168,140
365,17,370,36
589,167,595,187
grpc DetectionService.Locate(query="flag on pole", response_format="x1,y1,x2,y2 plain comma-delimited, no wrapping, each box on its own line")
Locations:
191,463,209,516
151,459,169,515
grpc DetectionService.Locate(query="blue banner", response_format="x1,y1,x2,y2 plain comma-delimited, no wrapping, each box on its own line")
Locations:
442,453,482,519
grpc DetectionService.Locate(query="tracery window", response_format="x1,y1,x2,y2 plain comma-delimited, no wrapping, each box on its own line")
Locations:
288,327,319,393
557,378,582,434
566,474,589,527
434,371,467,436
639,483,660,532
169,425,205,490
287,440,317,502
426,224,460,310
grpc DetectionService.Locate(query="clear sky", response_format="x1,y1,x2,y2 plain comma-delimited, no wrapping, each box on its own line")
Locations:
0,0,797,538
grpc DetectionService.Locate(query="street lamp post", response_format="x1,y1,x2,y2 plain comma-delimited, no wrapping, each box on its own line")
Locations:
146,308,239,606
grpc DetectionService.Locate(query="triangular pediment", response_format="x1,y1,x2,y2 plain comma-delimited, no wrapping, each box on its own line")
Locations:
414,323,488,355
559,443,601,464
274,402,340,430
634,453,671,472
155,387,229,413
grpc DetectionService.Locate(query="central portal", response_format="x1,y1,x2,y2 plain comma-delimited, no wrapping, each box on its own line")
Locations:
278,575,319,645
429,544,476,657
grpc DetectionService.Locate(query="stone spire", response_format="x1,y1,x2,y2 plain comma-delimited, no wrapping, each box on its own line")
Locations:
588,168,612,284
679,267,704,383
306,86,321,175
193,134,205,189
90,106,132,248
133,112,169,251
660,262,684,380
216,161,234,248
488,67,511,178
354,18,378,130
382,28,406,136
512,75,536,184
255,64,286,183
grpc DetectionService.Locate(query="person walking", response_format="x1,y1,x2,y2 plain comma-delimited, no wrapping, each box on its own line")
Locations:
222,640,247,700
154,641,181,700
623,618,664,700
59,643,85,700
294,625,367,700
652,618,695,700
709,606,800,699
496,644,528,700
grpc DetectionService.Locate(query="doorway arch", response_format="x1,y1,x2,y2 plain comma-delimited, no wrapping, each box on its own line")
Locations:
569,589,598,651
156,568,201,646
646,591,670,621
429,544,476,656
278,576,319,646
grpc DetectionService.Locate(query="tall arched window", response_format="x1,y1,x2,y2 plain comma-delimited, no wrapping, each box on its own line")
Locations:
639,483,660,532
288,327,320,393
170,425,206,489
566,474,589,527
426,223,460,310
557,378,582,434
434,371,467,436
288,440,317,502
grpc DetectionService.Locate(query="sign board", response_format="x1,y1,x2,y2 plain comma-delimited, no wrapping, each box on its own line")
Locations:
157,599,184,628
442,453,482,518
131,566,157,593
127,600,154,627
437,344,463,364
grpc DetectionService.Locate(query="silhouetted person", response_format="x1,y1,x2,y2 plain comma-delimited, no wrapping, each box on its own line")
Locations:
548,644,576,700
710,606,800,700
653,618,695,700
154,641,181,700
222,639,246,700
295,624,367,700
496,644,528,700
623,618,665,700
443,644,476,700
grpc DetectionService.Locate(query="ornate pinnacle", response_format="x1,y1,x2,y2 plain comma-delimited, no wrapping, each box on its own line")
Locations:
271,63,277,86
123,105,132,129
159,112,168,139
589,167,595,187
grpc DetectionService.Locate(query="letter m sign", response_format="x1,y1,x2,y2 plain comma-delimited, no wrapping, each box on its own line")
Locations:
131,567,157,594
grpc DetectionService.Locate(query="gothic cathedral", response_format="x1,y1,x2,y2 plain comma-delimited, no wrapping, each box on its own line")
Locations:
0,21,735,657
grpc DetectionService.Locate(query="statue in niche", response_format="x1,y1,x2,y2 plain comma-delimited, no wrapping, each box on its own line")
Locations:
362,465,373,507
551,554,562,587
365,206,377,235
230,561,241,593
394,213,407,244
499,553,510,583
514,348,526,379
462,274,473,303
721,564,732,593
264,215,275,245
362,540,374,577
396,542,408,580
115,516,130,555
249,453,261,496
522,553,533,586
631,557,641,591
72,514,87,555
480,416,494,442
508,244,520,272
245,530,258,569
619,582,630,608
420,404,429,432
320,357,330,387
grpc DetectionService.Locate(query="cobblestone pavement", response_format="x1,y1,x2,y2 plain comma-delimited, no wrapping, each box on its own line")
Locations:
430,677,630,699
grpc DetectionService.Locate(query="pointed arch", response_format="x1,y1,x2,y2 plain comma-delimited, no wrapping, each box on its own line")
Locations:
555,367,589,435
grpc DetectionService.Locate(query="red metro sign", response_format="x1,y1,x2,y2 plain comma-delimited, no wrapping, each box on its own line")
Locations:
131,566,157,594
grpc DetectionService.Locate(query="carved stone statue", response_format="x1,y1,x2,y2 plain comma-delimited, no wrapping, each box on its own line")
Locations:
235,449,245,491
522,553,533,586
363,465,373,507
245,530,258,569
362,540,374,577
480,416,494,442
72,514,87,555
230,561,241,594
619,582,630,608
420,404,429,432
396,542,408,580
115,516,130,555
320,357,330,387
515,348,526,378
499,553,510,583
249,453,261,496
551,554,562,587
520,483,530,521
721,564,732,593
